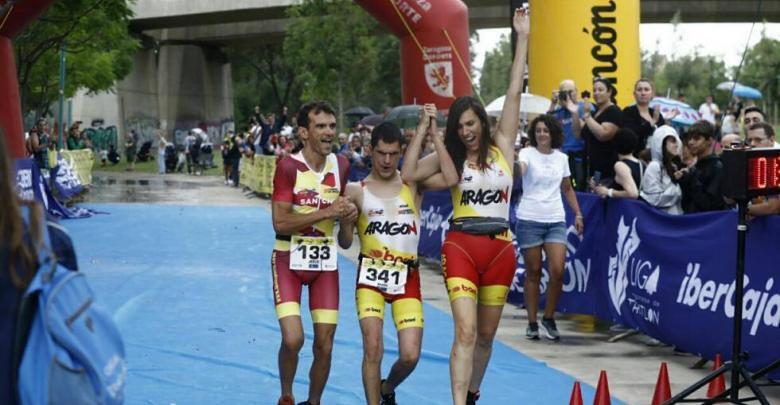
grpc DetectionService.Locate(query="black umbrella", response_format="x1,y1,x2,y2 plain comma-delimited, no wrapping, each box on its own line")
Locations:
359,114,384,127
384,105,446,129
345,106,375,117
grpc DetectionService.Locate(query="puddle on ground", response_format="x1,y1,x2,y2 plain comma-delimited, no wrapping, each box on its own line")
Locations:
86,175,223,203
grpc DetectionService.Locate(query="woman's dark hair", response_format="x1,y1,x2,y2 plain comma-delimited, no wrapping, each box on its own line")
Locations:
593,77,617,105
0,131,42,290
614,128,638,155
444,96,493,177
528,114,563,149
371,122,403,148
661,135,683,182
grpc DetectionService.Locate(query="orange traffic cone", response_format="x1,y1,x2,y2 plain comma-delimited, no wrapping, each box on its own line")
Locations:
707,354,726,398
569,381,584,405
652,362,672,405
593,370,611,405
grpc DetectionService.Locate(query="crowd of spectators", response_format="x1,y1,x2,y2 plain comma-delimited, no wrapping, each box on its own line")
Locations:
539,77,780,218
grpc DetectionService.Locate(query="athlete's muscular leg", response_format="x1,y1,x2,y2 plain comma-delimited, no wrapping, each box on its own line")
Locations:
278,316,304,399
450,297,478,405
543,243,567,319
359,317,384,405
468,304,503,394
383,326,422,395
307,322,336,404
522,246,544,323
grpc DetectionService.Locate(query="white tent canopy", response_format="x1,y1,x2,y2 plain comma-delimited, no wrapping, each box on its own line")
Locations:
484,93,551,118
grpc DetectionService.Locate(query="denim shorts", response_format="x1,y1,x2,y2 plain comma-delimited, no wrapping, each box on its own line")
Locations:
515,219,567,249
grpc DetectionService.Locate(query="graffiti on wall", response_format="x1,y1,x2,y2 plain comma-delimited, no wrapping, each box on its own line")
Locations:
125,115,160,145
173,119,235,145
83,119,118,151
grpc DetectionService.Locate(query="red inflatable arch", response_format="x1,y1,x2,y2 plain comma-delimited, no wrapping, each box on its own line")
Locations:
355,0,472,108
0,0,56,158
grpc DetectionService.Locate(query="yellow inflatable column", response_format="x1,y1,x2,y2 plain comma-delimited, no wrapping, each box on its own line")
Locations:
528,0,640,108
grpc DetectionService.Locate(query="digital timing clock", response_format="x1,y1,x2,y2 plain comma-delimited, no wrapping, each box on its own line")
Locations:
721,148,780,199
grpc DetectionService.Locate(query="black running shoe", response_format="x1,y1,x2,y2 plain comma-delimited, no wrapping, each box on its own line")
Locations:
526,321,540,340
540,317,560,341
466,390,480,405
380,379,397,405
296,401,313,405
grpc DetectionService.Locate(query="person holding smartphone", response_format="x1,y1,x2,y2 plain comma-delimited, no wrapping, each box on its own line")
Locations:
549,80,592,191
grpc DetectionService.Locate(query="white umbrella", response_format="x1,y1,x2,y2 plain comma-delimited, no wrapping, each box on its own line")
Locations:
485,94,551,118
649,97,700,126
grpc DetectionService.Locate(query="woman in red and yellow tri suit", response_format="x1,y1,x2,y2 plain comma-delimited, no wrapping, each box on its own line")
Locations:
400,9,530,405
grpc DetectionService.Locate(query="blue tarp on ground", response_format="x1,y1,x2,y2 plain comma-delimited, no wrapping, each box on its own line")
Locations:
63,204,623,404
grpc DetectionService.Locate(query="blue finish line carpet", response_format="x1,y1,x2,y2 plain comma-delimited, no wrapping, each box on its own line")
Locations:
64,204,623,404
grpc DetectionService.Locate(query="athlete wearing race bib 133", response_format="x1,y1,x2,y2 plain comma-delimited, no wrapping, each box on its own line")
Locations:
400,9,530,405
271,101,357,405
339,118,457,405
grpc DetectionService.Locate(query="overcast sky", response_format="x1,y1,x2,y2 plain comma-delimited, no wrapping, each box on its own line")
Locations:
473,23,780,81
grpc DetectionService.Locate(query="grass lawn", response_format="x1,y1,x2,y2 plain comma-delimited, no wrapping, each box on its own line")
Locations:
94,152,225,176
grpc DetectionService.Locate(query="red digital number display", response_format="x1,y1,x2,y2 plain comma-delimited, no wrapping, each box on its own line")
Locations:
748,156,780,191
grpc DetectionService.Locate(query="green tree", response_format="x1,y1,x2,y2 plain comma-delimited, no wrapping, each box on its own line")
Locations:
739,35,780,123
14,0,139,119
642,52,728,109
284,0,378,126
229,44,301,129
478,34,511,104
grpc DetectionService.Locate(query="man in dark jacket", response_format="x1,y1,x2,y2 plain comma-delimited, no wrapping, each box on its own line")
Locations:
677,120,727,213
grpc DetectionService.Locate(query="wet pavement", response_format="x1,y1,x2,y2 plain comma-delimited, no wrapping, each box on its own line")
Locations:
81,170,780,404
87,172,256,205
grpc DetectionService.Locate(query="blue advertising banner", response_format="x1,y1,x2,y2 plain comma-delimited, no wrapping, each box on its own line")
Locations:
417,191,780,376
51,153,84,200
418,190,452,260
15,158,95,219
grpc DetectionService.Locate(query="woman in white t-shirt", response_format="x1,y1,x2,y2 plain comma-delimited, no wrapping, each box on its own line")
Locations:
515,114,584,341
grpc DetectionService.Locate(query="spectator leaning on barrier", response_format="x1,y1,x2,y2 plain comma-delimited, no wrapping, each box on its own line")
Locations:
745,123,780,217
591,129,642,200
29,119,51,170
741,106,765,137
582,77,622,180
66,122,85,150
622,79,665,159
640,126,684,214
676,120,727,214
549,79,589,191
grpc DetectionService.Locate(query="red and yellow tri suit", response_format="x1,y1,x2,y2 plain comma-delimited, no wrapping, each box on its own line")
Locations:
355,181,423,330
271,152,349,324
442,145,516,305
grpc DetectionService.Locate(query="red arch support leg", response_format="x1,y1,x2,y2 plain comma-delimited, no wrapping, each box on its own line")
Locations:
1,0,58,158
355,0,472,106
0,36,24,158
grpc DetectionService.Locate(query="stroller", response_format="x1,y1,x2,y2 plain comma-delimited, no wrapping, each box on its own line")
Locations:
136,141,153,162
164,144,177,173
200,141,214,169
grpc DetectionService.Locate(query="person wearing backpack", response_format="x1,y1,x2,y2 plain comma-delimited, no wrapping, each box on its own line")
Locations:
0,133,43,405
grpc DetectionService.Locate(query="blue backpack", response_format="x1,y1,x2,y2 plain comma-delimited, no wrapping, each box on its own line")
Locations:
17,207,127,404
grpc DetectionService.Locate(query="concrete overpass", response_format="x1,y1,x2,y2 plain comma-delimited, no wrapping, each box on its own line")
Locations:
72,0,777,149
130,0,779,47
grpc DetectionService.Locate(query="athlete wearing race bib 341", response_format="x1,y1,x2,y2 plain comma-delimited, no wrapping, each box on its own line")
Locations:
340,118,457,405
